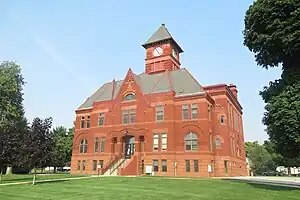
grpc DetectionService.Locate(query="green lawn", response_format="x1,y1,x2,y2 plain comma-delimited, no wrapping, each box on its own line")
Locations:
0,173,86,184
0,176,299,200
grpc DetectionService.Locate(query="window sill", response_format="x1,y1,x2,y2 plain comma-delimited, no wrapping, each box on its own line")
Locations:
122,100,137,103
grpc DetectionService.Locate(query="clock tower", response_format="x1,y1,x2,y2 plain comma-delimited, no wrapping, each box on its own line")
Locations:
142,24,184,74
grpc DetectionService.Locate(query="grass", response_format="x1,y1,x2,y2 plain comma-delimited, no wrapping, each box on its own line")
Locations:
0,173,86,184
0,176,299,200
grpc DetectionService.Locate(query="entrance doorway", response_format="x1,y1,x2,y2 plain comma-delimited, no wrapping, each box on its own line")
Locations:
124,136,135,159
112,137,117,153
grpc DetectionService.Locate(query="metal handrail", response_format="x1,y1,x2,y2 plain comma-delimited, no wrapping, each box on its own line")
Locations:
101,153,125,175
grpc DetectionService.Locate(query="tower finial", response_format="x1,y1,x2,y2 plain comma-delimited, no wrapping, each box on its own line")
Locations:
162,23,165,26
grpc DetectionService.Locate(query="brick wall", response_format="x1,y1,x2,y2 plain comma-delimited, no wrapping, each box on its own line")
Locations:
71,80,247,177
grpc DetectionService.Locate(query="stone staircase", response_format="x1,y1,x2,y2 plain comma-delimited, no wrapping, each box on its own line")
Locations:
103,158,128,176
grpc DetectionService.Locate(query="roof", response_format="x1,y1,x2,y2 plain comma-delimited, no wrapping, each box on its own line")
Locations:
142,24,184,53
78,68,205,110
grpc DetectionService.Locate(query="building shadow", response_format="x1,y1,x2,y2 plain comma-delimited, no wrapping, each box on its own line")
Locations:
224,179,299,191
247,182,299,191
36,179,70,185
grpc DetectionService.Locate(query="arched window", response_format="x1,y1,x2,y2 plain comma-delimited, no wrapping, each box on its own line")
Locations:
123,93,136,101
220,115,225,124
185,132,198,151
216,139,221,148
79,139,88,153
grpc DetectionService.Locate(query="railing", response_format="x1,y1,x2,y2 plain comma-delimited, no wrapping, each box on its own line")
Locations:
109,157,127,175
101,153,125,175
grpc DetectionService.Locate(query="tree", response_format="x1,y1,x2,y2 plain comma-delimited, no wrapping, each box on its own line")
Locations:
243,0,300,70
244,141,259,157
263,83,300,162
0,61,26,183
23,117,53,185
50,126,74,172
247,143,275,175
263,140,284,167
243,0,300,163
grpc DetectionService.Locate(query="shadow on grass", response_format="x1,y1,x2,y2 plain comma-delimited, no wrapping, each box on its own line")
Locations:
247,182,299,191
35,179,70,185
2,177,34,183
223,180,299,191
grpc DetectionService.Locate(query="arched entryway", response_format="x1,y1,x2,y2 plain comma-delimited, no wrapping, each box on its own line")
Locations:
123,135,135,158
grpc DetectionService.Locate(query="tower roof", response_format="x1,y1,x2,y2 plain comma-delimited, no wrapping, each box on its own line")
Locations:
142,24,183,53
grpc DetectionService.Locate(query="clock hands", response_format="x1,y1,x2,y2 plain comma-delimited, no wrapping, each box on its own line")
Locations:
155,48,160,55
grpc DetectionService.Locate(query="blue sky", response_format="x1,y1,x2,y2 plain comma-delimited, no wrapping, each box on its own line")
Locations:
0,0,281,142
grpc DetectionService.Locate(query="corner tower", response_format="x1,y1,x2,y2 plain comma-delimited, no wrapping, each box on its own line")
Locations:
142,24,184,74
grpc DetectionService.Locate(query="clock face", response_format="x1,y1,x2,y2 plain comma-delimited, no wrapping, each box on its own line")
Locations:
153,47,163,57
172,49,177,58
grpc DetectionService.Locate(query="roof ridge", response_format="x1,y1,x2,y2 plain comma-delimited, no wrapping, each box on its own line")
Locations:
143,24,172,45
183,68,206,91
111,79,116,100
150,72,165,94
166,70,174,91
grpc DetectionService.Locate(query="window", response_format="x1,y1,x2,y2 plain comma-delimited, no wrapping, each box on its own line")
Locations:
216,139,221,148
156,105,164,121
79,139,88,153
130,109,136,123
185,132,198,151
124,93,136,101
122,110,129,124
98,113,105,126
162,160,167,172
194,160,199,172
122,109,135,124
99,160,104,168
185,160,191,172
230,137,233,155
92,160,97,171
191,104,198,119
161,133,167,151
80,117,85,128
208,105,212,121
220,115,225,124
100,137,105,152
153,160,158,172
153,134,159,151
224,160,228,174
182,104,189,120
209,133,213,152
82,160,86,171
77,160,81,171
94,137,99,152
86,116,90,128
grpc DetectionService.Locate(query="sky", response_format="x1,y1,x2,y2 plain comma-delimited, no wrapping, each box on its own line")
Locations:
0,0,282,143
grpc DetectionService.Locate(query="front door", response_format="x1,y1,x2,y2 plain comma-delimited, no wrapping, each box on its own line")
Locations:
124,136,135,159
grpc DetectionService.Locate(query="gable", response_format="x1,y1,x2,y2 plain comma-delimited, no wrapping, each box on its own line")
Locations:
77,68,205,110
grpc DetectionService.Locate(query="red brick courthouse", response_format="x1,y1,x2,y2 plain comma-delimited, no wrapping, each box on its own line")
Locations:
71,24,248,177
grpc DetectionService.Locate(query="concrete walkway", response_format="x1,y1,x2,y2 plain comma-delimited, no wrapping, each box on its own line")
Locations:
224,176,300,189
0,176,93,186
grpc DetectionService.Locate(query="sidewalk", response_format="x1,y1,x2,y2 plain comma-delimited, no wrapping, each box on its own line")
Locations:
0,176,92,186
